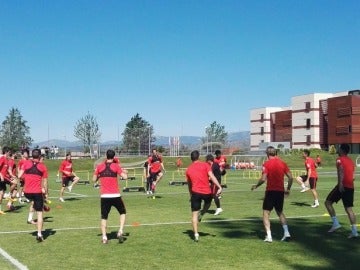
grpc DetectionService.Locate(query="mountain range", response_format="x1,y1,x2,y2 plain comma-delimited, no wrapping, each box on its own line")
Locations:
32,131,250,150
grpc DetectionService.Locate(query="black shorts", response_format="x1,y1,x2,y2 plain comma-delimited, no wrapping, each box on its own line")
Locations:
190,192,213,212
263,191,285,212
24,193,44,211
62,176,75,187
0,181,6,192
299,175,317,189
100,197,126,220
326,186,354,208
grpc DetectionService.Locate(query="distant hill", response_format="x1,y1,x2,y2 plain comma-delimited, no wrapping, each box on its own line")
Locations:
32,131,250,150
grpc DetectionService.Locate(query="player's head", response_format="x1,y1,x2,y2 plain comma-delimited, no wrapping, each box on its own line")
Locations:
206,154,214,162
2,146,10,155
66,153,71,159
21,148,30,156
32,149,41,159
265,146,277,157
106,149,116,159
215,150,221,157
190,150,200,161
338,144,350,155
303,149,310,157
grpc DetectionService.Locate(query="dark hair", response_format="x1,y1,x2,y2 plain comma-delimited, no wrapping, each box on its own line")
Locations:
32,149,41,159
190,150,200,161
339,144,350,154
215,150,221,156
266,146,277,157
106,149,116,159
303,149,310,156
21,148,30,155
206,154,214,162
2,146,10,154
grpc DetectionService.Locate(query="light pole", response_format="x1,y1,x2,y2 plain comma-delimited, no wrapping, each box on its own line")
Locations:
205,126,209,154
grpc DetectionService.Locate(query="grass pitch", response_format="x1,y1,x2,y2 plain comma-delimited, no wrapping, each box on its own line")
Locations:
0,158,360,269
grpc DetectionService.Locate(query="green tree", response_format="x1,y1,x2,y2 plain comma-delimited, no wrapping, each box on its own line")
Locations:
122,113,154,155
202,121,228,153
0,107,32,150
74,112,101,154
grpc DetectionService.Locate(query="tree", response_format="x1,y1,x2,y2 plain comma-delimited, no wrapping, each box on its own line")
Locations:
74,112,101,154
122,113,154,155
202,121,228,153
0,107,33,150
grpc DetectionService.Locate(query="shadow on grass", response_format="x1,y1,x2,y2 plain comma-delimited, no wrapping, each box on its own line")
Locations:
208,217,360,269
290,201,312,207
182,229,214,241
30,228,56,240
97,231,130,243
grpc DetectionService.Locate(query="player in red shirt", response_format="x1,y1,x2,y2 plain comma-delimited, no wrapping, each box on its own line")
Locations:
4,152,19,210
214,150,227,176
251,146,293,242
147,149,166,196
17,148,30,204
186,150,222,242
58,153,80,202
295,150,320,207
325,144,358,238
93,149,128,244
0,146,14,214
18,149,49,242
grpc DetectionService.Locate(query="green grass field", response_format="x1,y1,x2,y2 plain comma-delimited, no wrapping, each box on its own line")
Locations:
1,156,360,269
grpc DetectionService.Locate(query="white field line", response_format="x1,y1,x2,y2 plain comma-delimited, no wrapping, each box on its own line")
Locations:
0,247,28,270
0,213,352,235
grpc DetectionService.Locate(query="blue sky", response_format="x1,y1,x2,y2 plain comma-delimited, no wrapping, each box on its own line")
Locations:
1,0,359,142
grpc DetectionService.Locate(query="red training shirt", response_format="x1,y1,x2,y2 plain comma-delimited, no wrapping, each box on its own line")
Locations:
262,157,290,192
21,159,48,193
59,159,73,178
305,157,317,178
94,162,124,198
186,161,212,195
336,156,355,189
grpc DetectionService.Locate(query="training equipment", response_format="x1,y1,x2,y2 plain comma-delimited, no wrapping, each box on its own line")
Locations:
122,167,145,192
43,205,51,212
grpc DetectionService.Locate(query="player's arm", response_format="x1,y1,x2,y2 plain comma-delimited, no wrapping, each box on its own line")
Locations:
285,171,293,195
251,173,266,190
337,163,345,192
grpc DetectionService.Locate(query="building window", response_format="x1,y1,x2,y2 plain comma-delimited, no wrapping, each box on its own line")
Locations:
306,119,311,129
306,135,311,145
260,127,264,135
260,114,264,122
305,102,311,112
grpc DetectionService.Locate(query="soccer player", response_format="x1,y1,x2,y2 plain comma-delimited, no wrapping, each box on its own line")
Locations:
18,148,49,242
147,149,165,195
251,146,293,243
59,153,80,202
295,149,320,208
186,150,222,242
0,147,14,213
5,152,19,210
214,149,227,176
206,154,223,216
93,149,128,244
18,148,30,204
325,144,358,238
